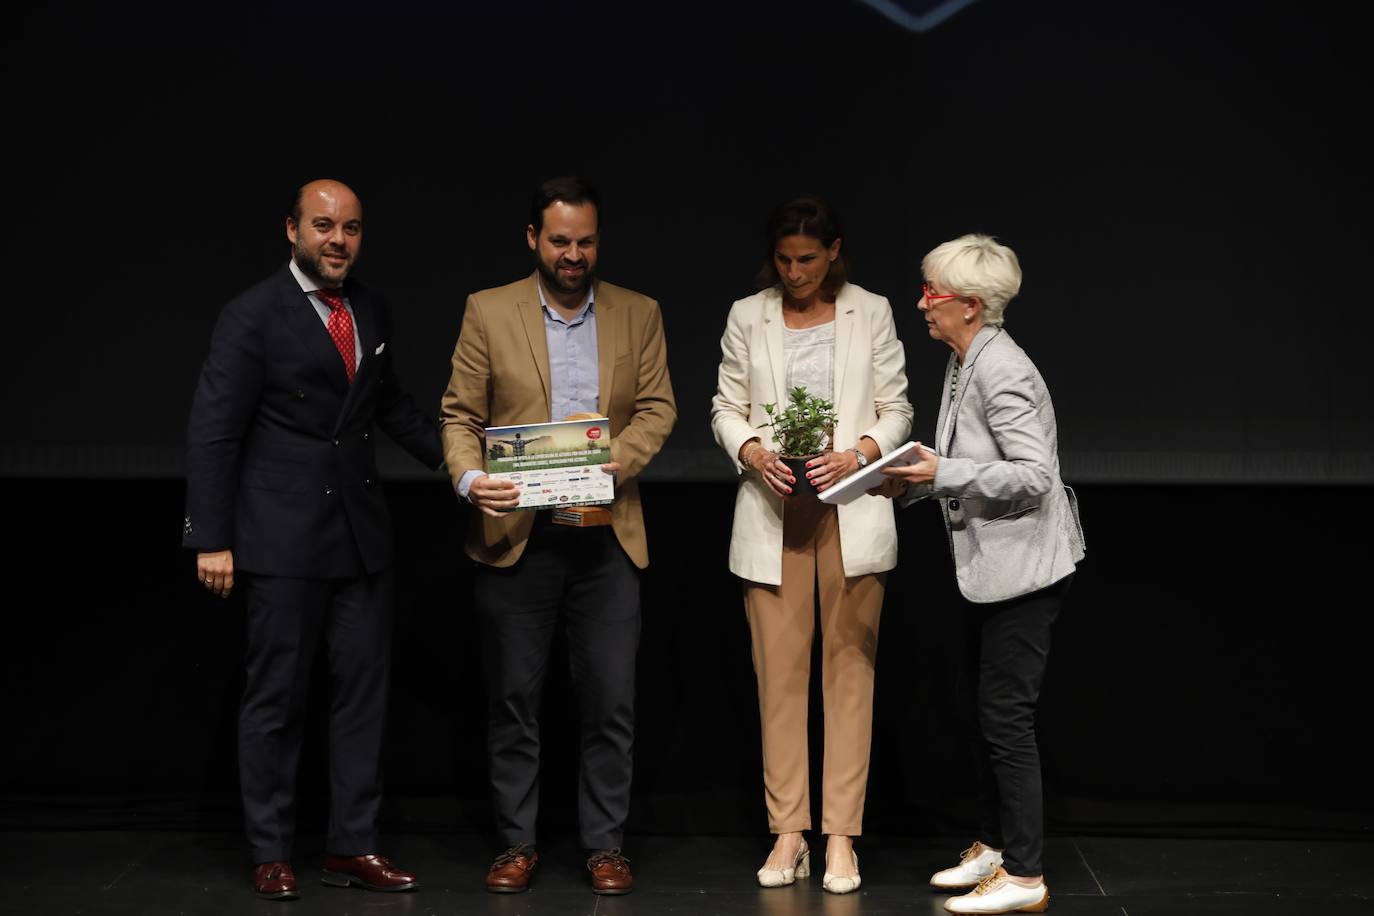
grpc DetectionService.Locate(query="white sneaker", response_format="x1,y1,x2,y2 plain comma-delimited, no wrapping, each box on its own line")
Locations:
756,841,809,887
944,868,1048,914
930,840,1004,890
822,850,861,894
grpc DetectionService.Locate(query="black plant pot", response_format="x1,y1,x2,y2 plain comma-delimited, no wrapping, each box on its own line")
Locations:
781,454,822,500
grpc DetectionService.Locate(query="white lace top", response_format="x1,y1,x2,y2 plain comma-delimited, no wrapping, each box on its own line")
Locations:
782,320,835,403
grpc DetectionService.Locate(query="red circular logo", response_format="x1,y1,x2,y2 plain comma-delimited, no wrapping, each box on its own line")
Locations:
586,427,602,440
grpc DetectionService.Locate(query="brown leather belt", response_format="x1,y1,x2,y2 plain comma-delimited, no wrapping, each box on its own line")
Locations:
550,506,613,527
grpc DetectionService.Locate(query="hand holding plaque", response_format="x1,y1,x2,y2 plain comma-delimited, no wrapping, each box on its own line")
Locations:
482,417,615,512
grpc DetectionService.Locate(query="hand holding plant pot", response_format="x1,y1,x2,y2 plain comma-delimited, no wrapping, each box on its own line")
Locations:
804,444,865,494
742,439,795,498
759,387,837,499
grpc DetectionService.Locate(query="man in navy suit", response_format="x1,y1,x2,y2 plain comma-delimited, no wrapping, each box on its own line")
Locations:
183,179,443,900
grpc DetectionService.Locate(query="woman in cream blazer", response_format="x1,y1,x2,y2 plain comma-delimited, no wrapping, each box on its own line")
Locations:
710,197,912,894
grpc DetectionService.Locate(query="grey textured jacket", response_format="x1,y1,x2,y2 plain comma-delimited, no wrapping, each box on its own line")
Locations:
905,325,1084,603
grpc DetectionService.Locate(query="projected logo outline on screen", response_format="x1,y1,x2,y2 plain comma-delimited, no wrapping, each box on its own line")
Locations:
855,0,979,32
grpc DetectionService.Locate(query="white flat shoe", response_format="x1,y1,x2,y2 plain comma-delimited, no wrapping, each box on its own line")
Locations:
822,850,860,894
757,841,810,887
931,840,1004,890
944,868,1048,914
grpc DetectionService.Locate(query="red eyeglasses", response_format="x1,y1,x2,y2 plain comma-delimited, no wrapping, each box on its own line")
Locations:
922,282,965,304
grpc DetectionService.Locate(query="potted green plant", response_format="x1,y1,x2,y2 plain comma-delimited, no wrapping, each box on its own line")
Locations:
760,386,838,499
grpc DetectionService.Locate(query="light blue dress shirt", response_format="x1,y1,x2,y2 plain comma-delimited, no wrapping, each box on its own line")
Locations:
540,280,600,421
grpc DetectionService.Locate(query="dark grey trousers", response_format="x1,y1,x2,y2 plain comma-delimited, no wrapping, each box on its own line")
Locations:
964,574,1072,877
474,521,641,851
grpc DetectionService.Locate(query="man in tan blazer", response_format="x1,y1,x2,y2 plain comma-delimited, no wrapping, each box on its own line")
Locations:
440,177,675,896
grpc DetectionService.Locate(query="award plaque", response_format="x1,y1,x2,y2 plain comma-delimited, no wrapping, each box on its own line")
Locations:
483,418,614,511
817,441,921,505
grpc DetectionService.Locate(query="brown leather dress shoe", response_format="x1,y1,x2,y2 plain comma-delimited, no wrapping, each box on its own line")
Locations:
486,844,538,893
252,861,299,900
320,854,418,892
587,848,633,895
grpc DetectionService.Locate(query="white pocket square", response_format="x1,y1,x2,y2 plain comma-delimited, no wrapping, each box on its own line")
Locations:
374,342,386,355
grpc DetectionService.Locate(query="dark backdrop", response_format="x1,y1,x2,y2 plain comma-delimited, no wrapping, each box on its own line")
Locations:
3,0,1372,840
3,0,1371,481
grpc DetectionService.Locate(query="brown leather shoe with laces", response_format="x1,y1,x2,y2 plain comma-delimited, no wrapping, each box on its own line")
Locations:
320,854,418,892
252,861,299,900
486,844,538,893
587,848,633,895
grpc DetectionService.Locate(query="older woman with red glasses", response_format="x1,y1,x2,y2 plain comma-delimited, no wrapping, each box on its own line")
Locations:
877,234,1085,915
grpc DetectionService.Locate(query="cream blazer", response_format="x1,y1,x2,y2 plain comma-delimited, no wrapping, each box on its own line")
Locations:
710,283,913,585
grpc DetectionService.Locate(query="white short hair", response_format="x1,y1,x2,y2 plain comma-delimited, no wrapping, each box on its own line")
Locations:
921,234,1022,327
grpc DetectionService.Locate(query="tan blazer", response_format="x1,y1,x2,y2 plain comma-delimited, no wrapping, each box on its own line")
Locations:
710,283,913,585
440,272,677,568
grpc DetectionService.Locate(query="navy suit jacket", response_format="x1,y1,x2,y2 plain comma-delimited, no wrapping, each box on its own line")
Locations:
183,264,443,578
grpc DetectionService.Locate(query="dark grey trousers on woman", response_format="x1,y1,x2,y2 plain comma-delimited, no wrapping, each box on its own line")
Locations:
963,574,1073,877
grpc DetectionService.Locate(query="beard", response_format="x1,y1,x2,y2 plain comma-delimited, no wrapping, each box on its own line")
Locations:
535,255,595,296
293,239,353,288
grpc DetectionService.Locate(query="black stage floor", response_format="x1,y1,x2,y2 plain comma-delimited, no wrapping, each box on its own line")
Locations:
2,831,1371,915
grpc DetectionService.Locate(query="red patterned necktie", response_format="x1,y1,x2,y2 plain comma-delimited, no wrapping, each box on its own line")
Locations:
313,288,356,383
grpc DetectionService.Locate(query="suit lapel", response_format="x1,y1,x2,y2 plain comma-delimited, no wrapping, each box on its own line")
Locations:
941,326,1003,453
595,282,617,419
349,285,377,379
832,285,855,412
517,272,553,418
762,289,786,406
279,271,351,396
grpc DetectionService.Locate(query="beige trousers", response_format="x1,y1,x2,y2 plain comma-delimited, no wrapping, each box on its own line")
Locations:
744,494,885,837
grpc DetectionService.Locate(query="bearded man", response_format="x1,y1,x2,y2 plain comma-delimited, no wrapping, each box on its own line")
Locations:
440,176,676,895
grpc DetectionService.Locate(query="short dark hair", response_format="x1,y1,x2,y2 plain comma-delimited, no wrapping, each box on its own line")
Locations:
529,176,601,234
756,195,850,297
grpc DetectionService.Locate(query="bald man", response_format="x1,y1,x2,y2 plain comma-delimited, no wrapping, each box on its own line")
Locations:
184,180,443,900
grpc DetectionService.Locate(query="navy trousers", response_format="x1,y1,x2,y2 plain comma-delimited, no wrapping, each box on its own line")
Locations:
238,569,394,863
